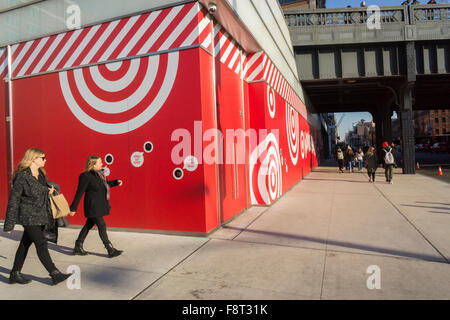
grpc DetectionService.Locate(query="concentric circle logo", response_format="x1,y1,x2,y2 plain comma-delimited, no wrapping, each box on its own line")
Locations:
286,102,299,165
267,86,276,119
250,133,282,205
59,52,179,134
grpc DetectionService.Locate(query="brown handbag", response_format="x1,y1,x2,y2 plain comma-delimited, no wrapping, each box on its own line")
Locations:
50,191,71,219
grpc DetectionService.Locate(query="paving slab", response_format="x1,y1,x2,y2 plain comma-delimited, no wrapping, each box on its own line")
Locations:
137,239,325,300
209,206,268,240
233,193,333,251
135,276,318,300
321,251,450,300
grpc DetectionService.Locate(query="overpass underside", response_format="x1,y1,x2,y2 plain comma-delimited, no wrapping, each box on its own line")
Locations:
285,4,450,173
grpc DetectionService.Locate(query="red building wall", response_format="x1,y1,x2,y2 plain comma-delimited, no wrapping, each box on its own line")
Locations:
0,2,320,233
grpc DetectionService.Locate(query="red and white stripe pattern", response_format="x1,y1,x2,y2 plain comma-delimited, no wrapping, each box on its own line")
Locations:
243,52,307,120
213,22,242,75
0,48,7,78
9,2,211,79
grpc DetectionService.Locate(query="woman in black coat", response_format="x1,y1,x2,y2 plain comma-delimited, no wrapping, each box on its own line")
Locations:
70,155,123,257
364,146,378,182
3,148,71,285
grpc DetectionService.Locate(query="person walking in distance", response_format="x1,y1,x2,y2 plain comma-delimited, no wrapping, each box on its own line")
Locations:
3,148,71,285
70,155,123,258
336,148,345,173
382,142,396,184
364,146,378,182
356,148,364,171
344,145,355,172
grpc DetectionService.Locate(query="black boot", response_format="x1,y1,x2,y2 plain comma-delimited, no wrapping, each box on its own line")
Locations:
105,242,123,258
73,240,88,256
50,269,71,285
9,271,31,285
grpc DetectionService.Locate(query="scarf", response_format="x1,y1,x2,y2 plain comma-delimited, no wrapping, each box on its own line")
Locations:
95,169,110,201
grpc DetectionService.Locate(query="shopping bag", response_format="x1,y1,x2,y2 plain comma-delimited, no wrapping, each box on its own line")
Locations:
50,192,71,219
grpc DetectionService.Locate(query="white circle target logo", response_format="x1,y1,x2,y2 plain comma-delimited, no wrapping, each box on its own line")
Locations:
286,102,299,165
59,52,179,134
249,133,282,205
267,86,276,119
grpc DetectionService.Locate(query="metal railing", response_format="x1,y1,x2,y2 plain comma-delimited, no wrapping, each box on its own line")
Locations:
411,4,450,23
284,4,449,27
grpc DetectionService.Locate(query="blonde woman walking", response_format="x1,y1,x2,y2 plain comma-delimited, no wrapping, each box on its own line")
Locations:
3,148,71,285
70,155,123,257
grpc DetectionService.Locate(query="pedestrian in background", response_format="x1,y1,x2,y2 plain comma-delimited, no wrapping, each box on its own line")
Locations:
382,142,396,184
364,146,378,182
345,145,354,172
356,148,364,171
336,148,344,173
70,155,123,258
3,148,71,285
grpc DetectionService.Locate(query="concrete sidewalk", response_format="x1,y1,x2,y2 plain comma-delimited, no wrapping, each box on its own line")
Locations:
1,164,449,300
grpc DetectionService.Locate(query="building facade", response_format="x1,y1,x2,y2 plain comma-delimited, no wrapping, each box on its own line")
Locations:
0,0,323,234
414,110,450,142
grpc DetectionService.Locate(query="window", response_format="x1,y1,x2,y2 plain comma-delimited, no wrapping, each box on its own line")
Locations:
435,129,439,135
443,118,446,123
435,118,439,123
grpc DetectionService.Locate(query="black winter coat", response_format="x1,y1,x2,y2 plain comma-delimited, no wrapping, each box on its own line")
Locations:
70,170,120,218
4,168,53,232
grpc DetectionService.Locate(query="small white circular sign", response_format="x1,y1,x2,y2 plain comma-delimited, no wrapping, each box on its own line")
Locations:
183,156,198,172
131,152,144,168
103,166,110,177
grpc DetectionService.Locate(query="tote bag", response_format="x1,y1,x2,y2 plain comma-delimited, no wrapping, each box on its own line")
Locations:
50,191,71,219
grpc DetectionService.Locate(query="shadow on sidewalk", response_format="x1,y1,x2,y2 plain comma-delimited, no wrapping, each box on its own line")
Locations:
223,226,448,264
0,230,109,258
415,201,450,206
304,178,372,184
401,204,450,211
0,265,52,286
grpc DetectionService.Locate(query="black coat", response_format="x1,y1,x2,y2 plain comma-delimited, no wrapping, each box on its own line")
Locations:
70,170,120,218
4,168,53,232
364,152,378,172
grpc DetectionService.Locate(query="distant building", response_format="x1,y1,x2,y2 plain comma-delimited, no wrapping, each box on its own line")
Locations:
414,110,450,142
279,0,326,10
345,120,376,147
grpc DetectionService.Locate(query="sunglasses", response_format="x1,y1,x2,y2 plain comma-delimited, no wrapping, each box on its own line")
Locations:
37,156,46,161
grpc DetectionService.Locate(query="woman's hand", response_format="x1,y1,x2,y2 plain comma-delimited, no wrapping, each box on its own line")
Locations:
117,180,123,186
69,211,76,216
48,186,55,194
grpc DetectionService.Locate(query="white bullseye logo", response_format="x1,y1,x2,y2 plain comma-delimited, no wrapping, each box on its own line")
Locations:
267,86,276,119
286,102,299,165
59,52,179,134
250,133,282,205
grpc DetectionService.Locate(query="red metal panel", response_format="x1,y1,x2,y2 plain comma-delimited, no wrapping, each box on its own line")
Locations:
199,48,219,232
11,48,211,233
0,49,8,218
214,22,247,223
247,81,319,206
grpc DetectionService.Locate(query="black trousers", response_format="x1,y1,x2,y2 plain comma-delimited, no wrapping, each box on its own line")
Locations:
367,170,376,181
76,217,110,245
12,225,57,274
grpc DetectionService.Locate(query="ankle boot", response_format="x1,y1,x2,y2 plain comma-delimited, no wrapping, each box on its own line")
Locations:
50,269,71,285
105,242,123,258
9,271,31,285
73,240,88,256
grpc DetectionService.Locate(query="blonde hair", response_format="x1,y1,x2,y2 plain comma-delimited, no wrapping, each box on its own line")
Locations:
85,155,101,172
12,148,46,181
